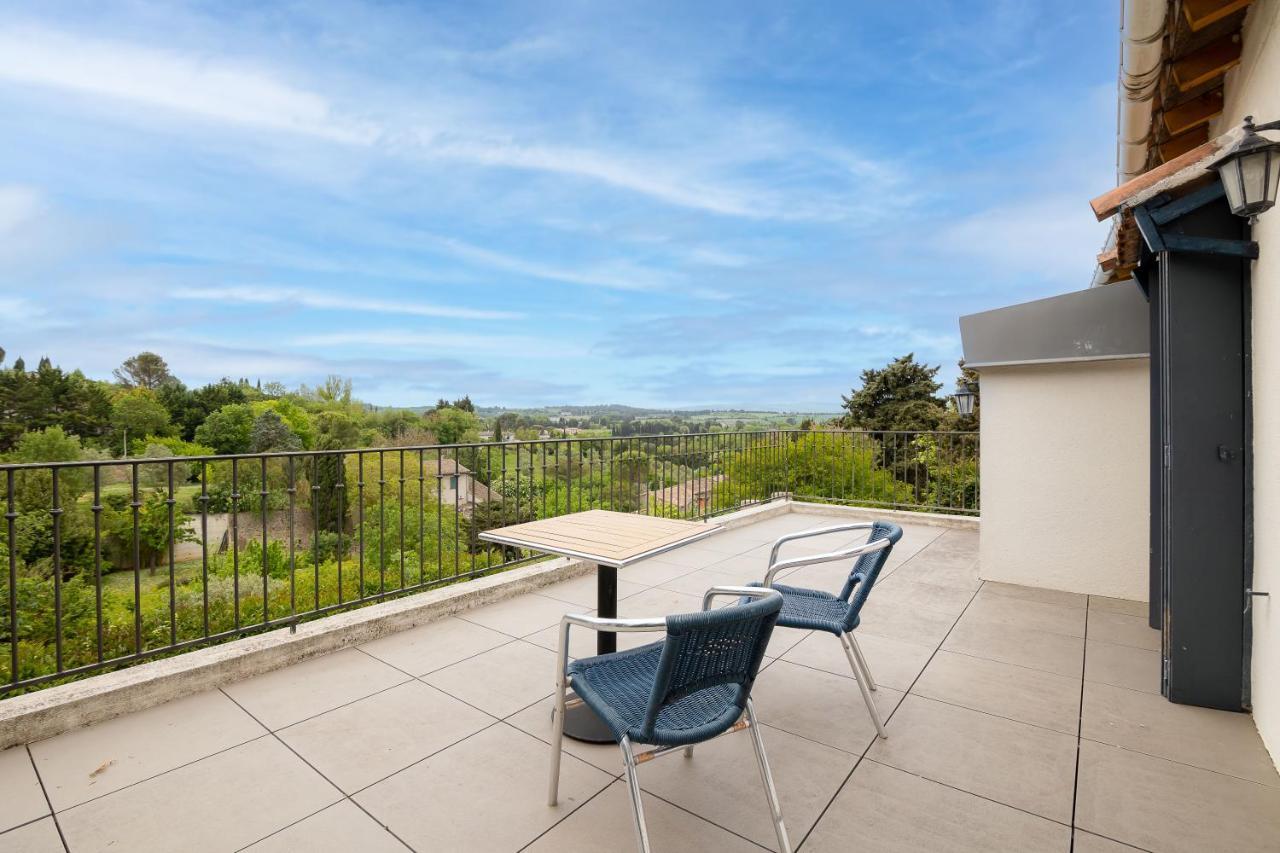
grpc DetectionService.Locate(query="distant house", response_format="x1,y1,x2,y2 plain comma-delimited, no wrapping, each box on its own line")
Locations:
429,459,497,511
647,475,724,514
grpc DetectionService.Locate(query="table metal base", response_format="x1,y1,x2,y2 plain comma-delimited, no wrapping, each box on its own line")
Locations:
561,693,618,743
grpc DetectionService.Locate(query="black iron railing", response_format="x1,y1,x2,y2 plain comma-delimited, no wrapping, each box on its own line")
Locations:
0,429,976,694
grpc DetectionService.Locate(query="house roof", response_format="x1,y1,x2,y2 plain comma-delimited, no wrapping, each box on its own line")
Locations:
1091,0,1257,286
1089,122,1246,284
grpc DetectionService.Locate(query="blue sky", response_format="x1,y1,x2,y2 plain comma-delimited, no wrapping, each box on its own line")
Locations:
0,1,1116,410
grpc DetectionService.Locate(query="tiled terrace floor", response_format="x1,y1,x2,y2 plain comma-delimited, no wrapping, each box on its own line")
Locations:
2,511,1279,852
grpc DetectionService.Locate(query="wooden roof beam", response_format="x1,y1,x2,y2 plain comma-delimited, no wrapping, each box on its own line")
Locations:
1160,125,1211,162
1163,88,1225,136
1172,33,1243,92
1182,0,1254,32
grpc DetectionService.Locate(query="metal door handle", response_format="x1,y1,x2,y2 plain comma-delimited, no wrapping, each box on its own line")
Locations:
1245,589,1269,614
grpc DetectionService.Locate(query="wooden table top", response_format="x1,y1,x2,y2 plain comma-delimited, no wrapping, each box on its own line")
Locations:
478,509,720,567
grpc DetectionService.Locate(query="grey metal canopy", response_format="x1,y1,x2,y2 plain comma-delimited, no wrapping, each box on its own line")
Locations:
959,280,1150,368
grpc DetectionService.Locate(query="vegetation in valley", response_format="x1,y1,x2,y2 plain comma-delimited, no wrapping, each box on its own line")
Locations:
0,347,977,693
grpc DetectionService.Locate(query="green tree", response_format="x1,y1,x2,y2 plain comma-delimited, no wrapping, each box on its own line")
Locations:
250,399,315,448
0,358,113,451
250,410,301,452
423,406,479,445
313,412,361,533
194,404,254,455
112,388,171,449
840,353,945,432
113,352,172,389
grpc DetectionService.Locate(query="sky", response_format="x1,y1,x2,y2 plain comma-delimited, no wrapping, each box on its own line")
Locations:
0,0,1118,411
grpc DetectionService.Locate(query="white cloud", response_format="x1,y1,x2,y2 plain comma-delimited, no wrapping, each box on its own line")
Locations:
0,26,375,144
171,285,520,321
0,25,900,221
936,193,1110,289
289,329,591,357
0,186,44,233
422,234,665,291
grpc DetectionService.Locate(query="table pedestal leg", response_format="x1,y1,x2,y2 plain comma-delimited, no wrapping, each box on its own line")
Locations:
562,563,620,743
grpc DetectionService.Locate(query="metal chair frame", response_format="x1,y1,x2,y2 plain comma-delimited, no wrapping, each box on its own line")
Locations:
760,522,895,739
548,585,791,853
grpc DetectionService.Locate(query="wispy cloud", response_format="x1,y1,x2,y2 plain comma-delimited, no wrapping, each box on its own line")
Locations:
171,286,521,321
0,26,375,144
0,2,1118,407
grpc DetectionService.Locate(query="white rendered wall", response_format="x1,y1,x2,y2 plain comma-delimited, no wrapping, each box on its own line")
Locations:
1219,0,1280,770
978,359,1149,601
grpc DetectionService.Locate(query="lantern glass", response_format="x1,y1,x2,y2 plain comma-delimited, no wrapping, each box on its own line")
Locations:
1218,146,1280,218
952,388,976,416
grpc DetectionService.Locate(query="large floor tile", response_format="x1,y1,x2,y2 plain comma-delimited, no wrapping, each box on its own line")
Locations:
1084,640,1161,694
658,567,743,598
524,779,762,853
223,647,408,730
889,556,982,591
913,649,1081,735
278,680,495,793
942,619,1083,677
355,723,612,852
1081,681,1280,786
242,800,407,853
358,615,511,675
31,689,265,811
870,576,976,618
751,659,902,753
979,581,1087,609
504,694,626,775
421,639,558,717
539,573,646,608
803,759,1070,853
1075,739,1280,853
960,592,1086,638
867,694,1077,823
1089,596,1149,618
855,597,957,646
616,586,705,619
458,592,588,638
0,817,63,853
1073,830,1148,851
1086,610,1161,651
57,736,339,853
638,722,856,851
618,557,697,587
0,747,49,833
781,631,936,692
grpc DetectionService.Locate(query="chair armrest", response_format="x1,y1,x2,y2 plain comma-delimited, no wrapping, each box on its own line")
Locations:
700,585,784,611
762,538,890,587
555,613,668,677
767,523,874,568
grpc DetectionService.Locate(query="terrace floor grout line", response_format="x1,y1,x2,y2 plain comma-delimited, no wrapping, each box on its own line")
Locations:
1069,601,1090,852
218,686,419,853
793,574,984,850
24,744,69,853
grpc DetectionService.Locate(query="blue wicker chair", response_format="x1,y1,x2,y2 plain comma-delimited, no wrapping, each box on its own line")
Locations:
749,521,903,738
548,585,790,853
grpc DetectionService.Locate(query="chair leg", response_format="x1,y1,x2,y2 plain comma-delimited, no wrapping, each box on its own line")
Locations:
840,634,887,739
548,681,568,806
619,736,652,853
745,699,792,853
846,631,877,691
683,746,694,758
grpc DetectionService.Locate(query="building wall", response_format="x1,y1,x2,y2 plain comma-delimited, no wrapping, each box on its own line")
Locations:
977,359,1149,600
1219,0,1280,768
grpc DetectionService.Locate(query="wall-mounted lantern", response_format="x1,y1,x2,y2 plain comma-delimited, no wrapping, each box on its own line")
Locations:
951,382,977,416
1211,116,1280,221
